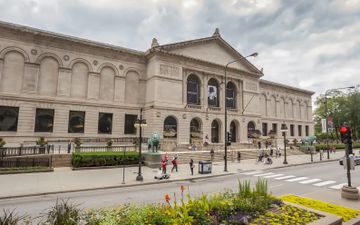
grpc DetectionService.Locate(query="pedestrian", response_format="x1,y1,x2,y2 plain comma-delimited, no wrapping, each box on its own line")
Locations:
265,141,269,149
67,141,71,153
237,151,241,163
210,148,215,161
191,144,197,151
278,148,282,157
258,141,261,149
161,159,167,174
171,156,178,172
204,135,209,147
189,158,195,175
164,152,169,162
270,148,273,157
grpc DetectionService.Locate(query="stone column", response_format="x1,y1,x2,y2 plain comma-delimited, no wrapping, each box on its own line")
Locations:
87,72,100,99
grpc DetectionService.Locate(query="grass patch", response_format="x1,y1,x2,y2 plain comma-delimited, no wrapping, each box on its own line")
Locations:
281,194,360,222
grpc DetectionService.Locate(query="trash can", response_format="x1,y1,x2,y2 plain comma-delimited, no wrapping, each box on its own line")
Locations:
198,160,212,174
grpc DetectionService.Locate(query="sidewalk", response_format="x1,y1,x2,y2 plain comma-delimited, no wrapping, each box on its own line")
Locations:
0,151,345,199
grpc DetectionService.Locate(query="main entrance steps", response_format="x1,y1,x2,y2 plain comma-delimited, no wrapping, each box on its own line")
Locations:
163,147,305,164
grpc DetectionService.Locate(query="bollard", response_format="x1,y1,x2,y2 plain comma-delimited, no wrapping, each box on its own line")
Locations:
311,152,313,162
320,152,322,161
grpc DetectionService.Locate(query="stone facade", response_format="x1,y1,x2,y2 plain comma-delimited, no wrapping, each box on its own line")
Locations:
0,21,314,148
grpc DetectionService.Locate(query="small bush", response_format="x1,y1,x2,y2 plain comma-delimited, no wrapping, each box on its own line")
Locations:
36,137,47,146
71,151,139,168
0,138,6,147
0,209,29,225
41,199,81,225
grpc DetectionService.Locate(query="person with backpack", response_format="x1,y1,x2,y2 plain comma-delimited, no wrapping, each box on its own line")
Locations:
189,158,195,175
171,156,178,172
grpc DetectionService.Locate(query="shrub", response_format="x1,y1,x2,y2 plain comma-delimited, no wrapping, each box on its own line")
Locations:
0,138,6,147
73,138,82,151
315,143,360,151
36,137,47,146
281,194,360,222
106,139,113,147
41,199,81,225
71,151,139,168
0,209,29,225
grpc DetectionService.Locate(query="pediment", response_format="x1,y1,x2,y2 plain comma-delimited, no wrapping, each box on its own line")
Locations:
158,37,261,74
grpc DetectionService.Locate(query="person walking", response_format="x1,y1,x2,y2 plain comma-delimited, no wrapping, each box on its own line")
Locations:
210,148,215,161
171,156,178,172
189,158,194,175
67,141,72,154
161,159,167,174
237,151,241,163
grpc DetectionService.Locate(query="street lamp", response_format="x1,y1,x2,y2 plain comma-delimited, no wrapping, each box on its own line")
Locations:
224,52,258,172
324,86,355,159
134,108,147,181
280,123,288,164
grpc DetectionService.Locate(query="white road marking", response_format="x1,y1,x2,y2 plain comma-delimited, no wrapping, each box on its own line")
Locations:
329,183,347,190
299,179,321,184
254,172,275,177
275,175,296,180
286,177,308,182
313,181,336,187
270,184,284,188
264,174,284,178
241,171,264,175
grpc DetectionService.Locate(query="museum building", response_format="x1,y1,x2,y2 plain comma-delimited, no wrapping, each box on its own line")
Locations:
0,21,314,149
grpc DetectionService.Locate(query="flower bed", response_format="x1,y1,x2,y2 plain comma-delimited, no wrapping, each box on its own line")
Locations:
281,194,360,222
71,151,139,168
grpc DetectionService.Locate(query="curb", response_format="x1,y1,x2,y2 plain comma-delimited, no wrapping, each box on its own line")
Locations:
266,158,341,170
0,172,236,200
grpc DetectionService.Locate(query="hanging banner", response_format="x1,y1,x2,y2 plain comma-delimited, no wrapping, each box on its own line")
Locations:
321,118,327,133
327,117,333,132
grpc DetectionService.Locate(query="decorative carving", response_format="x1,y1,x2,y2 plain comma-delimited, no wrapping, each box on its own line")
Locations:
160,64,180,78
151,38,159,48
93,60,98,65
156,112,161,117
63,55,70,61
119,65,124,70
182,114,186,119
30,49,37,55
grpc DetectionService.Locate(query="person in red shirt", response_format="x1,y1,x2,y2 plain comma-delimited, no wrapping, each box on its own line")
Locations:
171,156,178,172
161,159,167,174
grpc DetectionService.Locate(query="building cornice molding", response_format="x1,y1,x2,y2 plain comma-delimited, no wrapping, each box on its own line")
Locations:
259,79,315,95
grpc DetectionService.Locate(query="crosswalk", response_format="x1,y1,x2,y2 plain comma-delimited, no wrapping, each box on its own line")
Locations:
240,170,360,191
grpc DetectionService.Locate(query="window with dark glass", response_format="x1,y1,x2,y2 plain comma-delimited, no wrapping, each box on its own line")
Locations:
226,82,236,109
68,111,85,133
0,106,19,132
272,123,277,134
208,78,219,107
211,120,219,143
305,125,309,136
187,74,200,105
230,121,236,142
298,125,302,137
124,114,137,134
247,121,256,138
164,116,177,138
290,124,294,136
262,123,268,136
35,108,54,132
98,113,113,134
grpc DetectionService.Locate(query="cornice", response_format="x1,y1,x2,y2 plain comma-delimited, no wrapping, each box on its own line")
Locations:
259,79,315,95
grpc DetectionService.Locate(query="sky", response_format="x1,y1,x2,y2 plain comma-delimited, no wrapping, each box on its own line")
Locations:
0,0,359,102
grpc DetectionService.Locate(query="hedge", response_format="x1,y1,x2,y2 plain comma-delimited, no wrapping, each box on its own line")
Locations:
71,151,139,168
314,143,360,151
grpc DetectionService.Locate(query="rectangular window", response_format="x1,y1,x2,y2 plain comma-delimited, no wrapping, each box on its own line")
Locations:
262,123,268,136
226,88,235,108
298,125,302,137
124,114,137,134
35,108,54,132
305,125,309,136
187,81,199,105
98,112,113,134
0,106,19,132
272,123,277,134
290,124,294,136
68,111,85,133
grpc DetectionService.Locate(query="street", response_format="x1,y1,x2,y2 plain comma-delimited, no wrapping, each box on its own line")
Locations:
0,160,359,220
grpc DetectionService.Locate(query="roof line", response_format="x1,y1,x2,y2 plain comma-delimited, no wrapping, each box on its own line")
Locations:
260,79,315,95
0,20,144,56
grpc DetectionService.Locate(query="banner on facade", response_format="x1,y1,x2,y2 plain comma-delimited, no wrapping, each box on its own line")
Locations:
321,118,327,133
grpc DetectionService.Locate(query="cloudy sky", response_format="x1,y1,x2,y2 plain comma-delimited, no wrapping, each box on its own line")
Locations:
1,0,359,101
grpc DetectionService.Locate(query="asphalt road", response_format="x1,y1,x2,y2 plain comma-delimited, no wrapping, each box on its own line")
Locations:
0,161,359,222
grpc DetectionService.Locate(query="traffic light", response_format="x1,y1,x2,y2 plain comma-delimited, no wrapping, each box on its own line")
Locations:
339,125,353,154
227,132,232,146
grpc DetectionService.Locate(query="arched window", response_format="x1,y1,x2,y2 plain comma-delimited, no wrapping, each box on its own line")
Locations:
164,116,177,138
211,120,220,143
230,121,237,142
38,57,59,96
247,121,256,138
100,67,115,101
226,82,236,109
190,118,202,139
187,74,201,105
208,78,219,107
71,62,89,98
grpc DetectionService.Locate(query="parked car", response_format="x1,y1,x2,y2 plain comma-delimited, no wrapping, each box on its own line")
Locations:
339,156,360,166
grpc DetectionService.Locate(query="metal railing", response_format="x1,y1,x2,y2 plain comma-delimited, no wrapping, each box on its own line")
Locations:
76,145,135,152
0,145,54,157
0,157,51,168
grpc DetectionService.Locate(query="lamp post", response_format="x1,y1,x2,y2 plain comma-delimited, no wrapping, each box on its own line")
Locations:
134,108,147,181
280,123,288,164
324,86,355,159
224,52,258,172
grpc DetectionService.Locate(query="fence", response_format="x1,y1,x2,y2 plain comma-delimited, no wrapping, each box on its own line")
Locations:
77,145,135,152
0,145,54,157
0,157,51,168
37,137,149,144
